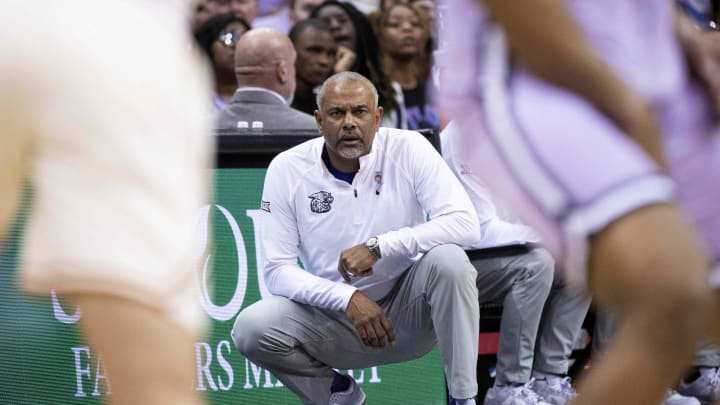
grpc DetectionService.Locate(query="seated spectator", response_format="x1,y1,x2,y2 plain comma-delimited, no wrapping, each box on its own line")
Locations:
311,0,407,129
193,13,251,111
376,3,438,130
289,18,337,115
442,121,591,405
216,28,317,131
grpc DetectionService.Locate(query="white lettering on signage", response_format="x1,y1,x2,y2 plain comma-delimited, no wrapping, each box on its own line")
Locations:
194,342,218,391
196,204,248,321
52,289,81,324
92,354,111,396
216,340,234,391
194,340,235,391
72,347,91,397
369,367,382,383
344,367,382,384
72,346,111,397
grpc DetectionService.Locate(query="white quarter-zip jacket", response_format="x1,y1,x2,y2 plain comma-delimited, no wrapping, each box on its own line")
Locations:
259,127,480,312
440,121,540,249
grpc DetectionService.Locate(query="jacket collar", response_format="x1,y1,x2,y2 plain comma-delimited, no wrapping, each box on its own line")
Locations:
230,87,287,105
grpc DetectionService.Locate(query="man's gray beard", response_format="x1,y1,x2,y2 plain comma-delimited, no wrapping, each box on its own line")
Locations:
337,145,365,160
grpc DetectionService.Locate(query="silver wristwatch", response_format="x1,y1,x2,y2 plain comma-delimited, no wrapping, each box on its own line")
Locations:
365,236,381,259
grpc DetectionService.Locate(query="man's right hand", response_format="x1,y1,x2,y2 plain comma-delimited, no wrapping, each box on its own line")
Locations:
345,291,396,347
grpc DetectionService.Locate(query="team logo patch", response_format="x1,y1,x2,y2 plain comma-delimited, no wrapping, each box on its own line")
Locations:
308,191,334,214
261,200,271,213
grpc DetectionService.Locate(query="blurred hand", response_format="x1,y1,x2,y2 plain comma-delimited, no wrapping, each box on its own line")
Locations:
685,29,720,117
337,243,378,282
334,46,356,73
345,291,396,347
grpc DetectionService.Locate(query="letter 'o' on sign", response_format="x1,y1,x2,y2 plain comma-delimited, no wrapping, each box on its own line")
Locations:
196,205,248,321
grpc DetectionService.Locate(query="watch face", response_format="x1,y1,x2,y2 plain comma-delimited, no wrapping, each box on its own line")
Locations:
366,237,380,258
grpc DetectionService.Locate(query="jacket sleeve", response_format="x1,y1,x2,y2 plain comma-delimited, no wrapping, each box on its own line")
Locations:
378,132,481,257
258,157,358,312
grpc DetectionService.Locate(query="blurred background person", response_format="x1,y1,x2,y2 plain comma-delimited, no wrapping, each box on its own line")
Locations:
289,18,338,115
311,0,407,129
376,3,437,131
193,13,251,111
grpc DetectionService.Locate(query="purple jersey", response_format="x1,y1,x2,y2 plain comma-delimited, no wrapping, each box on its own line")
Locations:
440,0,720,286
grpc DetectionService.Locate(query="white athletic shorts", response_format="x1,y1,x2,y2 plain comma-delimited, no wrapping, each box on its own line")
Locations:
0,0,213,332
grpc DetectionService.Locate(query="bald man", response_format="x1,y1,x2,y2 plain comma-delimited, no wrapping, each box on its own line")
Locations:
216,27,317,132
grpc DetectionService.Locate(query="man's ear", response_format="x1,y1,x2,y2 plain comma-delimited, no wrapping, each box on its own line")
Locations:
375,105,384,127
276,60,287,84
314,110,323,133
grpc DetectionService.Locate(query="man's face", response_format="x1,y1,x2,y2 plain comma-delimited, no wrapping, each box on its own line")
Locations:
291,0,323,23
294,27,337,88
315,81,383,165
208,0,258,22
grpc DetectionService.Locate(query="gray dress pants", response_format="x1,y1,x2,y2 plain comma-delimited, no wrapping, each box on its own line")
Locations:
232,244,480,404
472,247,590,384
534,279,592,375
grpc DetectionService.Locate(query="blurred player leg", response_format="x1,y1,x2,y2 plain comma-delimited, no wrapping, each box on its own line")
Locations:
72,293,202,405
577,204,711,405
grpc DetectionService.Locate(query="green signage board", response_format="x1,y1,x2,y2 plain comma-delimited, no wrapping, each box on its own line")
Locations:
0,169,447,404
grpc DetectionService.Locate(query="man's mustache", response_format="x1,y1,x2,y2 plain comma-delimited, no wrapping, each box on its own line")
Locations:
338,133,362,142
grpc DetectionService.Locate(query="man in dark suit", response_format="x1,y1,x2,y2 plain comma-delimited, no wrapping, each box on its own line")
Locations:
216,27,318,132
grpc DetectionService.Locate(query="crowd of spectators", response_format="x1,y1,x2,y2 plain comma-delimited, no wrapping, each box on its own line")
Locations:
191,0,438,133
